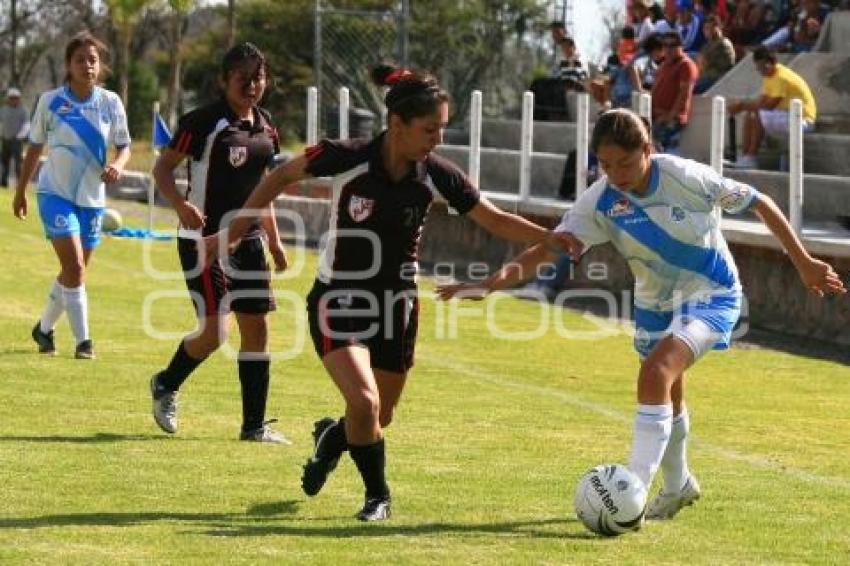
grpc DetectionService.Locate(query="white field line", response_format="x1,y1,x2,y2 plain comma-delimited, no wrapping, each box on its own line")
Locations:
421,354,850,491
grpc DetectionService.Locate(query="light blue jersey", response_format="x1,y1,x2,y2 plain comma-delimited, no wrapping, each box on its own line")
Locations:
556,154,759,313
29,86,130,208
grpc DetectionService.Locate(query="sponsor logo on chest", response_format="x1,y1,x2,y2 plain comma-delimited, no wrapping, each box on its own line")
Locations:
348,195,375,222
607,198,634,218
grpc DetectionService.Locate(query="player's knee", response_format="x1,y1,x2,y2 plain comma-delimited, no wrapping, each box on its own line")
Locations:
61,262,85,286
638,360,676,390
347,389,380,426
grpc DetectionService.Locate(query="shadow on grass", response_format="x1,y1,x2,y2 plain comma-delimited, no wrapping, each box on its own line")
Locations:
202,516,591,540
0,505,593,539
0,433,169,443
0,500,301,529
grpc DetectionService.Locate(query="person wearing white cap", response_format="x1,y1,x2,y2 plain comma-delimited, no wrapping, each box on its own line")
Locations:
0,87,29,188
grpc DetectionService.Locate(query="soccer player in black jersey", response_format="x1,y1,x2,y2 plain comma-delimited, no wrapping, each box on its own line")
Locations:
149,43,289,443
206,64,561,520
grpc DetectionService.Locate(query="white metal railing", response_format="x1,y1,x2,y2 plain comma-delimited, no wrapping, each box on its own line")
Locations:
468,89,482,188
299,86,810,233
338,86,350,140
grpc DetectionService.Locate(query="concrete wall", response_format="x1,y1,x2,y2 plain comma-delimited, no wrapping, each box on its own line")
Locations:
272,195,850,347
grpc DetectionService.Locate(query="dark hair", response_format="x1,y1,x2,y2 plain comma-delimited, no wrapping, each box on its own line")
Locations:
559,36,576,48
621,25,636,40
221,42,268,81
648,3,666,22
371,63,449,123
64,31,110,84
642,33,664,53
662,30,683,46
752,46,777,65
703,14,721,27
591,109,651,154
550,21,566,30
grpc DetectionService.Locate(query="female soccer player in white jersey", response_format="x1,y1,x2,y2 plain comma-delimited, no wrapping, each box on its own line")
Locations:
12,32,131,359
204,64,559,521
438,109,845,521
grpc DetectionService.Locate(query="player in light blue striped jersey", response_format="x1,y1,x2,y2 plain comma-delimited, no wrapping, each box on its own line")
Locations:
13,32,131,359
438,108,844,521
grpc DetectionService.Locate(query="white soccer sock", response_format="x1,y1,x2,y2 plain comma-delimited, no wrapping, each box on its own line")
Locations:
661,408,691,493
63,284,90,344
39,280,65,333
628,403,673,489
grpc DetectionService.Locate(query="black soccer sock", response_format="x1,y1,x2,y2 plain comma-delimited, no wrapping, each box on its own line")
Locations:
157,340,206,392
238,358,271,432
319,417,348,457
349,439,390,500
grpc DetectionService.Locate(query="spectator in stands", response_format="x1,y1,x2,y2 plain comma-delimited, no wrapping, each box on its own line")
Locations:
529,24,577,121
676,0,707,54
631,0,657,46
695,14,736,93
618,25,639,66
727,46,816,169
650,2,674,34
651,31,699,152
727,0,770,56
762,0,830,52
555,37,588,91
630,33,667,93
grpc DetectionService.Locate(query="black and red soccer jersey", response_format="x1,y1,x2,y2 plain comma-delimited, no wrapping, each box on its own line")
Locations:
169,98,280,237
304,133,480,289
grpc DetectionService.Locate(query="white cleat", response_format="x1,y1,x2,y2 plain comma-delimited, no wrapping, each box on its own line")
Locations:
646,475,701,520
150,374,178,434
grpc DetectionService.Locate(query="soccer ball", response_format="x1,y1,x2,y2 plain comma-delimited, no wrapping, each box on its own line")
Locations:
101,208,122,232
574,464,647,536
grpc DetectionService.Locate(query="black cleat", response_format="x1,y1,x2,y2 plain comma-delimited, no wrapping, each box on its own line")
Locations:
74,339,95,360
356,495,391,522
32,323,57,355
301,417,341,496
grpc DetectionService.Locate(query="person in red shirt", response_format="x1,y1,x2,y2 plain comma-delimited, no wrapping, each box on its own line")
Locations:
650,31,699,152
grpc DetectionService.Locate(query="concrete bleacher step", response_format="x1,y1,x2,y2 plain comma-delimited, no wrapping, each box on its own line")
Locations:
438,143,850,223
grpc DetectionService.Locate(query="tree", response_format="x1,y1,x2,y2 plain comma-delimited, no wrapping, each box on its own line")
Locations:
106,0,155,107
163,0,196,129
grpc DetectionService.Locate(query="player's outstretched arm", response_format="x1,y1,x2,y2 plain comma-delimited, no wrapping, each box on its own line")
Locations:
466,197,550,244
12,144,44,219
753,194,846,297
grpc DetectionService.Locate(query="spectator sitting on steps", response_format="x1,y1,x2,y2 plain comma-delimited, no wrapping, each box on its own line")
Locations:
726,46,816,170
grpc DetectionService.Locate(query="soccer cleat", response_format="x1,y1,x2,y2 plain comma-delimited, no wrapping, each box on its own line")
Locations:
31,323,57,355
646,475,701,520
301,417,342,496
74,339,95,360
356,495,392,522
150,373,178,434
240,419,291,444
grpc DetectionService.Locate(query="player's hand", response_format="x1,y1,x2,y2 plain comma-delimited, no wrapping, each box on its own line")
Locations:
100,164,123,184
799,258,846,297
269,241,288,272
435,282,491,301
176,200,206,231
12,190,27,219
547,231,584,261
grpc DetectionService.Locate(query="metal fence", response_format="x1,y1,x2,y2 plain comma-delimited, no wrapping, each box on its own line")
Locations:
313,0,409,137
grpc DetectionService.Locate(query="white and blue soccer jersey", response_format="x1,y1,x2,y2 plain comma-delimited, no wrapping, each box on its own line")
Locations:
29,86,130,208
556,154,760,313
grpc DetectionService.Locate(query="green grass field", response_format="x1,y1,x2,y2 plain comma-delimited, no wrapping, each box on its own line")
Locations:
0,190,848,564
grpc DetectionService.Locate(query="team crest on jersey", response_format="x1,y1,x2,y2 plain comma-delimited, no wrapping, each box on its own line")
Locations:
229,146,248,167
348,195,375,222
607,198,634,218
56,103,73,114
670,206,687,222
